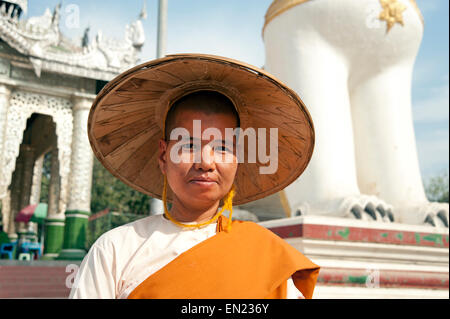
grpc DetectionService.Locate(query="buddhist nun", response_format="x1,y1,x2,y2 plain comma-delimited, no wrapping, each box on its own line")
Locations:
70,54,320,299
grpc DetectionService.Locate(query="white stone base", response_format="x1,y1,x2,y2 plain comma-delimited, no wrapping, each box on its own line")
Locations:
314,285,449,299
260,216,449,298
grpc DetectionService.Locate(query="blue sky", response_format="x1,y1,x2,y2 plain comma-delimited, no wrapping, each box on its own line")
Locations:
27,0,449,180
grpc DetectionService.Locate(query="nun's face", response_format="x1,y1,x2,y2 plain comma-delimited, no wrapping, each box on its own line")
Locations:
158,109,238,211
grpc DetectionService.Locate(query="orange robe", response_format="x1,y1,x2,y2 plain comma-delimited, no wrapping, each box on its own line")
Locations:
128,215,320,299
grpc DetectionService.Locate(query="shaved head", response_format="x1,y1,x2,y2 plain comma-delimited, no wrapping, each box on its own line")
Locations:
164,90,240,140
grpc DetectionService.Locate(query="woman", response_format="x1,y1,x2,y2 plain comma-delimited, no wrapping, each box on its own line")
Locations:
71,54,319,299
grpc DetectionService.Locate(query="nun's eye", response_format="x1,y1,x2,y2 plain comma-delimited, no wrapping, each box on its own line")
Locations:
214,145,232,153
181,143,197,151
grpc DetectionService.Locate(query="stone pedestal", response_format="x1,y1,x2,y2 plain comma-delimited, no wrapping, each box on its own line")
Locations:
260,216,449,298
58,210,90,260
42,217,65,260
58,95,94,260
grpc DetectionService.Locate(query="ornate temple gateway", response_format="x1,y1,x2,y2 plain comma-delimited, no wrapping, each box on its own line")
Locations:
0,0,146,259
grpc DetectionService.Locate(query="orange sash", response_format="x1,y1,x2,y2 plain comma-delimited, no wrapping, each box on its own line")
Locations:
128,216,320,299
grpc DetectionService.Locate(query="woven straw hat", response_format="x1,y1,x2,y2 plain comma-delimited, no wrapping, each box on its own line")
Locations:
88,53,314,206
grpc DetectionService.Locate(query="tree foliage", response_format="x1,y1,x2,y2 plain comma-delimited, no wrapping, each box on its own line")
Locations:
38,153,151,215
39,152,51,204
90,157,151,215
425,172,449,203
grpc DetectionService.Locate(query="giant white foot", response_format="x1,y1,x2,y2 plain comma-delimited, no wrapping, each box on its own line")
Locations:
399,202,449,228
296,195,395,223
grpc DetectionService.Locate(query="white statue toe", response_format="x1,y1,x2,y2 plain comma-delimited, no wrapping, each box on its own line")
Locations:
399,202,449,228
296,195,394,223
339,195,394,222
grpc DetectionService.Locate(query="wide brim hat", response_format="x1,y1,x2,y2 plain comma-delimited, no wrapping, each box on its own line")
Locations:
88,53,314,206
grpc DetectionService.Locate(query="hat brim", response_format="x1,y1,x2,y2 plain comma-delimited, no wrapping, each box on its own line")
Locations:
88,53,314,206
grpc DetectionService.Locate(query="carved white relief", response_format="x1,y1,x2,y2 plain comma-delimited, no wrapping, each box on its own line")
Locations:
0,85,11,181
67,100,94,212
2,90,73,216
0,2,145,80
47,146,61,217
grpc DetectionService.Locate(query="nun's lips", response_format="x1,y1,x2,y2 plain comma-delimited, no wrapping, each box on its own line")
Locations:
189,176,218,186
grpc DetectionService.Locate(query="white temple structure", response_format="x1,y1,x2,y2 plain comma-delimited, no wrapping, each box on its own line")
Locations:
0,0,146,259
256,0,448,298
240,0,449,230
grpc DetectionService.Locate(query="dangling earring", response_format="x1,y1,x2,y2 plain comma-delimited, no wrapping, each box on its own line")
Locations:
223,184,236,232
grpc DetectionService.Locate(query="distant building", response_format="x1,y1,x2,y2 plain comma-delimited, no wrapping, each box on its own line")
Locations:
0,0,146,260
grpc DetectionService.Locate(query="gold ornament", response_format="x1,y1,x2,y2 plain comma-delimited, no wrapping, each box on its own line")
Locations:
379,0,407,32
262,0,423,35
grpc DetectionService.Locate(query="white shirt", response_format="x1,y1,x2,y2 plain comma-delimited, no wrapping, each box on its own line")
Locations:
69,214,302,299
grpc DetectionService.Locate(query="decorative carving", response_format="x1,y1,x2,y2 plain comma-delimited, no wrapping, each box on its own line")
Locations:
10,65,96,92
67,98,94,212
0,57,10,75
0,2,146,80
1,189,11,233
263,0,424,34
0,84,11,199
81,26,90,48
379,0,407,32
1,90,73,215
7,0,28,16
47,146,61,217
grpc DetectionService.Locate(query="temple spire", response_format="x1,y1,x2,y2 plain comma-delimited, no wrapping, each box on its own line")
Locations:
140,0,147,20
